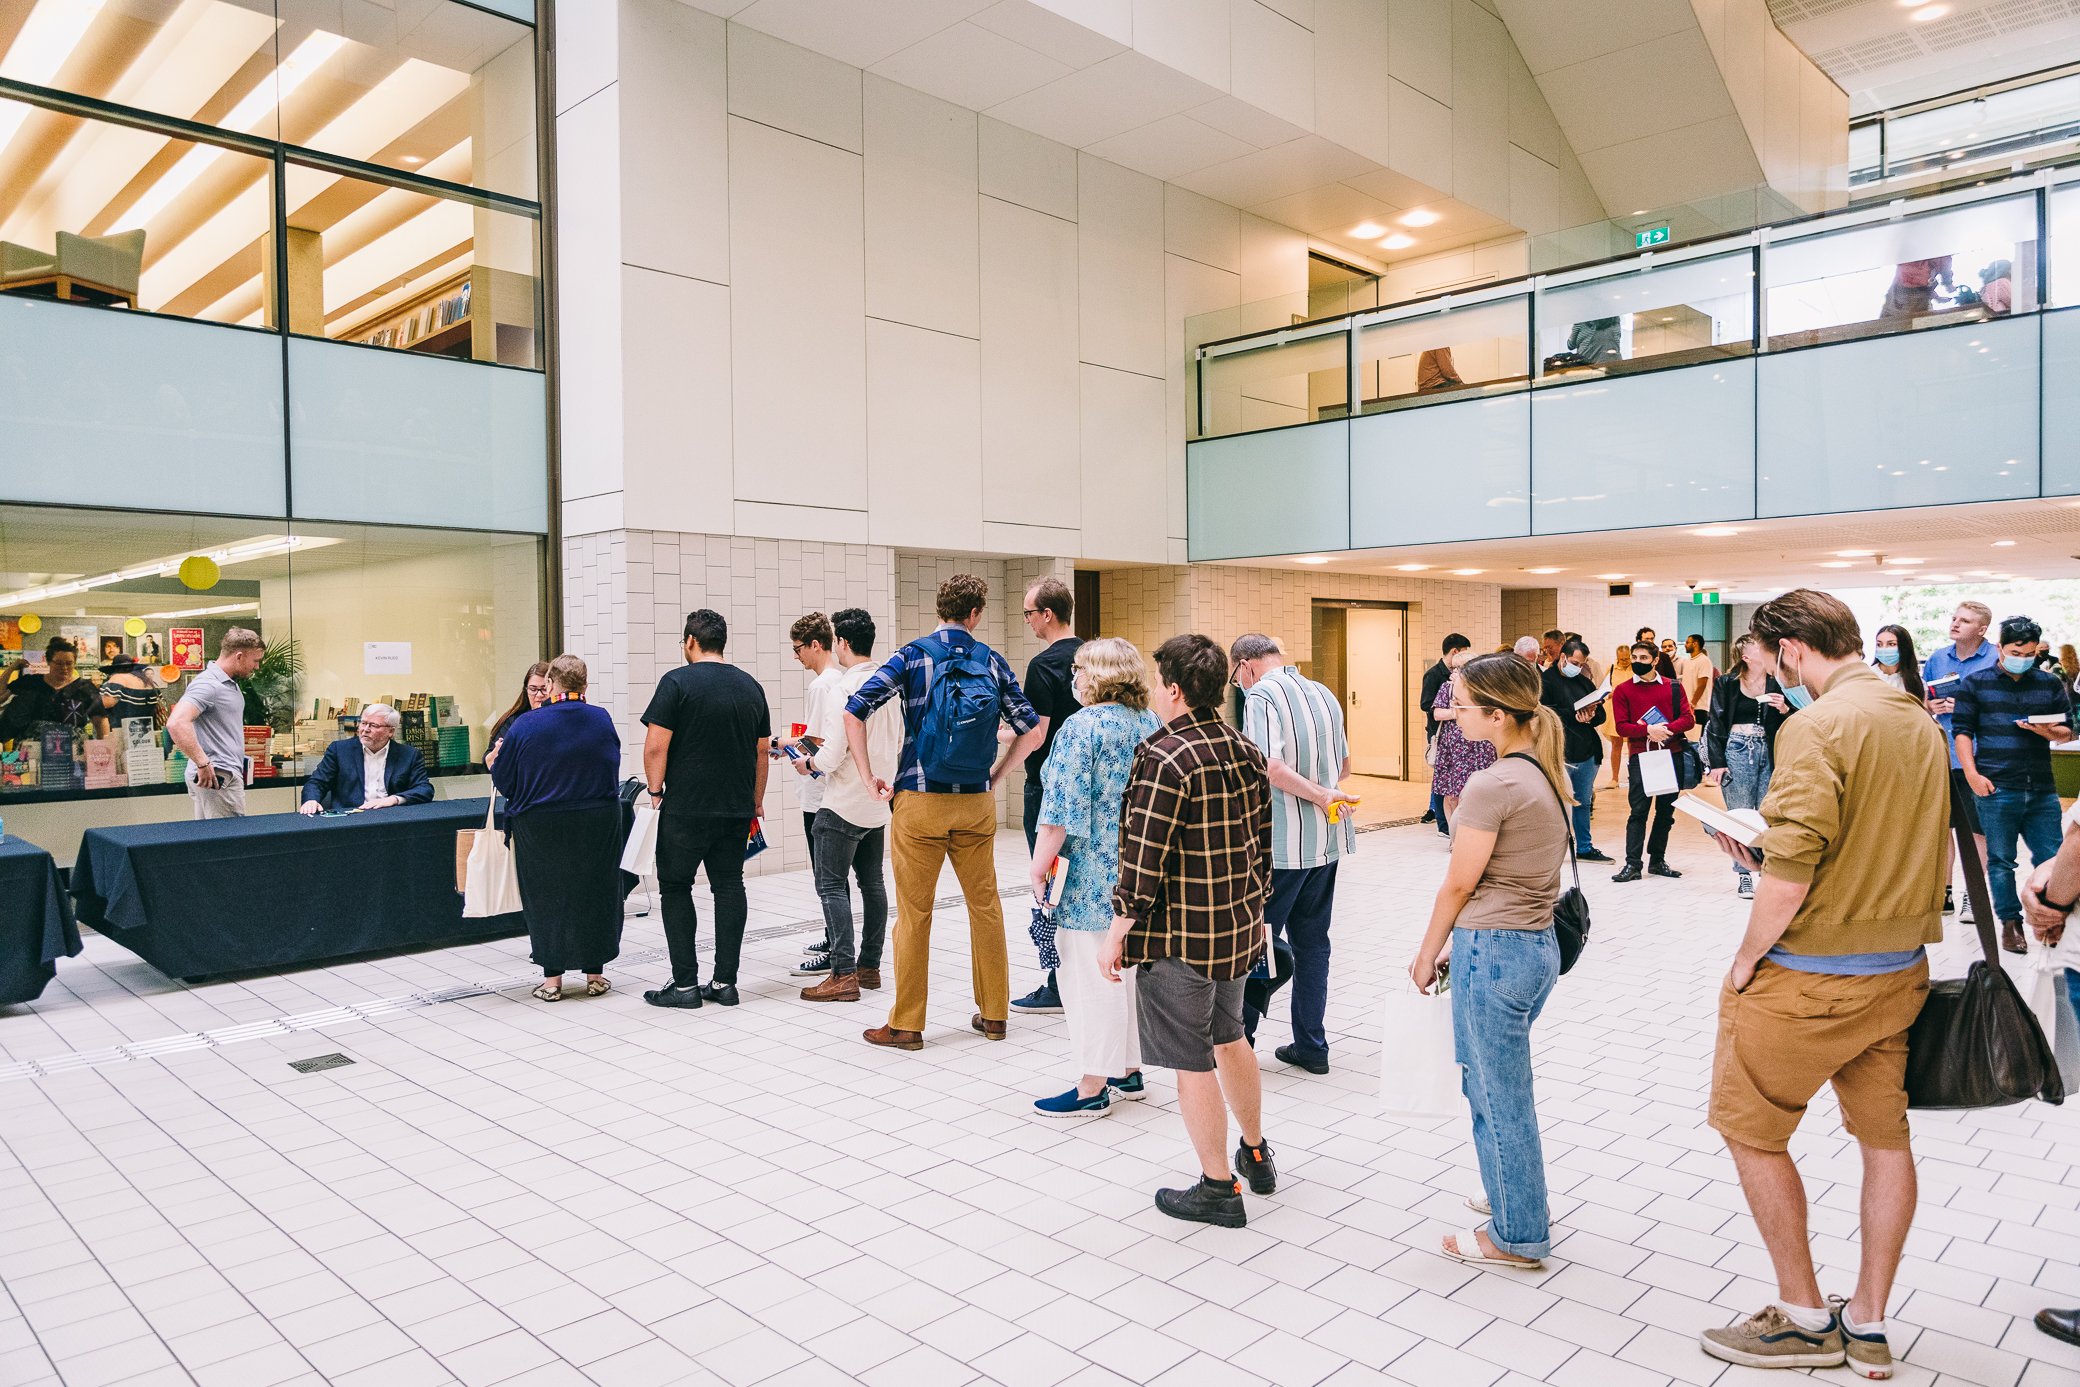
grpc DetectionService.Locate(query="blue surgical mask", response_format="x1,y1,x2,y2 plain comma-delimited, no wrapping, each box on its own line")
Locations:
1560,662,1582,679
1875,647,1900,667
1783,684,1814,710
2004,654,2036,675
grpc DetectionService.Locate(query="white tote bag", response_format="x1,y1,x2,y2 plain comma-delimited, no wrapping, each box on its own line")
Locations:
2024,938,2080,1094
1634,746,1678,796
620,802,659,877
462,800,524,918
1380,985,1464,1119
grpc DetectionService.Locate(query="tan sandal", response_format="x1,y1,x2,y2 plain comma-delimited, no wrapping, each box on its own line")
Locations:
532,982,562,1002
585,977,611,997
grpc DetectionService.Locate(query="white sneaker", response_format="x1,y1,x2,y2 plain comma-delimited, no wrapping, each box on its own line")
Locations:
1738,876,1754,899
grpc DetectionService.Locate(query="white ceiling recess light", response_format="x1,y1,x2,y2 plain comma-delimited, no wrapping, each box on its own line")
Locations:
1400,208,1441,228
1691,526,1742,538
0,0,108,157
1451,568,1485,576
1524,567,1564,575
1890,557,1926,565
1378,233,1417,251
1835,549,1877,558
1816,561,1854,569
1993,539,2017,547
1909,3,1948,19
1349,221,1385,239
1594,572,1629,580
1393,563,1432,571
1293,555,1330,565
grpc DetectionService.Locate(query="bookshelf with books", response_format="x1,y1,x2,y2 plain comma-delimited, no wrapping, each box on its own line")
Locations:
345,266,538,366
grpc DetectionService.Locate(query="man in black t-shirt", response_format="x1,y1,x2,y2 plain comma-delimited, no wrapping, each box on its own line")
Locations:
1012,577,1082,1016
639,608,772,1010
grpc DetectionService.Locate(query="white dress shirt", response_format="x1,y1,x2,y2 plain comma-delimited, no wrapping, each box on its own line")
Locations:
361,743,390,807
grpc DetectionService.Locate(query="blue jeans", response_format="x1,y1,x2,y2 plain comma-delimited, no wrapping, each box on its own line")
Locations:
1721,732,1773,881
1242,863,1338,1060
1452,926,1559,1259
1975,782,2062,922
1564,759,1600,854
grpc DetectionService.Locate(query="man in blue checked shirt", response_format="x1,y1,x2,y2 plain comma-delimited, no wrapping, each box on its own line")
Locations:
844,573,1041,1051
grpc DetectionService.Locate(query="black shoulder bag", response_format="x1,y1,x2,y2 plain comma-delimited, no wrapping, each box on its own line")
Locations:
1505,753,1591,973
1906,777,2064,1109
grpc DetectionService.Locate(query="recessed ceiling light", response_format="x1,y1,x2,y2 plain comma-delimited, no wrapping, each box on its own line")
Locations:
1394,563,1431,571
1378,233,1417,251
1835,550,1877,558
1816,561,1854,568
1692,526,1741,538
1594,573,1629,580
1294,556,1330,565
1451,568,1484,576
1993,539,2017,546
1525,567,1564,574
1400,208,1441,227
1967,569,1998,577
1890,557,1925,565
1633,582,1656,589
1910,3,1947,19
402,154,425,165
1926,574,1959,582
1350,221,1385,239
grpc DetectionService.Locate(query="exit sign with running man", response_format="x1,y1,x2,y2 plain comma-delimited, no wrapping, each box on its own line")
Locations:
1635,226,1671,249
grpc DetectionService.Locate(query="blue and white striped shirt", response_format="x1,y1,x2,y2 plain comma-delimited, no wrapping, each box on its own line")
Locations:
1242,666,1350,870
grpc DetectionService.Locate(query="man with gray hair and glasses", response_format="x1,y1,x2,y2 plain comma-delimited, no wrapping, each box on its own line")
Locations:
299,703,434,814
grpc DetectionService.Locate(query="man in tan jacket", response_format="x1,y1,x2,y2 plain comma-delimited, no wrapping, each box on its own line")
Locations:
1698,589,1947,1380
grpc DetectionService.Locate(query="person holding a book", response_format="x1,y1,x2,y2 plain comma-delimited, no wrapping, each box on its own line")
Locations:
1611,639,1694,883
1538,638,1612,864
1704,635,1791,899
1026,638,1161,1118
1924,599,1999,917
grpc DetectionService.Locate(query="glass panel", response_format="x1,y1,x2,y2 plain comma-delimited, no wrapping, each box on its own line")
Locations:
288,337,549,532
1759,314,2038,516
2045,185,2080,307
1351,394,1528,546
282,164,539,366
1765,195,2036,349
1849,120,1883,186
1356,296,1528,415
279,520,544,777
2042,308,2080,496
1198,331,1347,438
0,0,281,138
1884,77,2080,184
0,293,286,514
0,96,277,324
277,0,539,199
1536,252,1754,382
1186,424,1349,560
1530,361,1755,535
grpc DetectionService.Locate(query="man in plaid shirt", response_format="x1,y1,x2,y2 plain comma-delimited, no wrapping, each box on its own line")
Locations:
1101,634,1277,1228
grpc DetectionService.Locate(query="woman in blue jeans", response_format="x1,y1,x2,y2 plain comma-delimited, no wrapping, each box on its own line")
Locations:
1704,635,1790,899
1408,654,1567,1270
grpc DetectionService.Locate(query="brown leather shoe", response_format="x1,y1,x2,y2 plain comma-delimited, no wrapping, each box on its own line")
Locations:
971,1013,1006,1040
856,967,882,990
2004,918,2028,955
801,972,860,1002
863,1024,922,1050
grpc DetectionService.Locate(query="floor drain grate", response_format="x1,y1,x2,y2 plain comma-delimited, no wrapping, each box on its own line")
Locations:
287,1053,355,1074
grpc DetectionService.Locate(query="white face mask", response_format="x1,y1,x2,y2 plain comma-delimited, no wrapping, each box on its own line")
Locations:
1559,661,1582,679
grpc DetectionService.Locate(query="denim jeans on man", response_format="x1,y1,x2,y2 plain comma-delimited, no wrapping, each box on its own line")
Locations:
1242,862,1337,1061
811,808,886,975
1563,759,1600,854
1976,782,2063,921
1452,925,1560,1259
1721,731,1773,882
656,815,749,987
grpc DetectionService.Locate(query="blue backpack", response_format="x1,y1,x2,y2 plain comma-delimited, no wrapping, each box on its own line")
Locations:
916,632,1002,785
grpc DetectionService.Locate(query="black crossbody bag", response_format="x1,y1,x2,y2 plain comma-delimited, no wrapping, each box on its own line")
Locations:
1504,753,1591,973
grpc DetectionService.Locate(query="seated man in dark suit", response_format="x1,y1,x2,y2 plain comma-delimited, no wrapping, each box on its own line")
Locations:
298,703,434,814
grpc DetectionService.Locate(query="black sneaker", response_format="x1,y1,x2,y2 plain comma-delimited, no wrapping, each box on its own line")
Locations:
1943,885,1957,916
1648,860,1683,879
1612,864,1642,883
699,982,739,1006
1274,1044,1329,1075
642,984,702,1009
1010,983,1063,1015
1235,1141,1277,1195
1155,1177,1246,1228
791,952,832,977
1420,810,1436,824
1577,848,1613,864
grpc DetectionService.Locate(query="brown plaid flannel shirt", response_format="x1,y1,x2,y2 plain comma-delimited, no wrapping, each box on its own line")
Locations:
1112,707,1273,981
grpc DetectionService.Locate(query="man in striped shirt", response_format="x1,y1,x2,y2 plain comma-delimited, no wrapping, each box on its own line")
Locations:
1231,633,1358,1075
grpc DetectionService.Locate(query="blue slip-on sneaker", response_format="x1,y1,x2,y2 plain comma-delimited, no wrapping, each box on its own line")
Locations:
1034,1086,1112,1119
1011,983,1064,1015
1108,1072,1148,1101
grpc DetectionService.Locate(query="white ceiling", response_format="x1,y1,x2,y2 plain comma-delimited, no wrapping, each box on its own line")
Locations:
1216,497,2080,595
1770,0,2080,113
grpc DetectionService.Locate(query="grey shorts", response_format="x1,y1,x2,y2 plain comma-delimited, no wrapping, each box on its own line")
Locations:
1135,956,1246,1072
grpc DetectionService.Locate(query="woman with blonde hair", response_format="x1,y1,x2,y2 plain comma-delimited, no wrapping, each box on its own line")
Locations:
1408,652,1569,1270
490,655,625,1001
1605,642,1632,787
1028,637,1162,1118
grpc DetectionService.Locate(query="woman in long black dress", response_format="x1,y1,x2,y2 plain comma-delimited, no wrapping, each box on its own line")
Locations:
489,654,624,1001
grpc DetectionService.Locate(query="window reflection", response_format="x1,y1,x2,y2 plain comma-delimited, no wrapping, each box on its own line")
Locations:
1536,253,1755,382
1356,297,1529,414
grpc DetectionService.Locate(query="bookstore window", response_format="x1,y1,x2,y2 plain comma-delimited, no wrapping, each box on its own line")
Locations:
0,506,544,804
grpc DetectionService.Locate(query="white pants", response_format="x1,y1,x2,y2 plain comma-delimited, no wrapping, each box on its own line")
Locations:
1056,927,1141,1078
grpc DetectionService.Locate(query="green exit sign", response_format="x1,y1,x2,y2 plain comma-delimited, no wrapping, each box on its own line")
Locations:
1635,226,1671,249
1692,591,1722,605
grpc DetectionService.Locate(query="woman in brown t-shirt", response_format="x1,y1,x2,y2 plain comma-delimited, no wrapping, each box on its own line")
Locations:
1407,653,1569,1272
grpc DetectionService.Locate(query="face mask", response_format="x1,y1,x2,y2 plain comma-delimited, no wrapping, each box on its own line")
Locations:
1631,661,1654,678
2004,654,2036,675
1560,662,1582,680
1778,651,1814,709
1875,647,1900,667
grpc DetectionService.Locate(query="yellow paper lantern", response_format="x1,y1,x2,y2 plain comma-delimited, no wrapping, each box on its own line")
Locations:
177,556,220,590
124,617,146,637
17,613,41,634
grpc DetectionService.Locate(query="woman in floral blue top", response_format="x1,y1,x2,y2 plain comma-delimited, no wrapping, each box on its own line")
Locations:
1029,638,1163,1119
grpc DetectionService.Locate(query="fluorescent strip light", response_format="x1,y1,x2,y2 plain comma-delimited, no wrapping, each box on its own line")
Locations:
137,601,260,620
0,534,336,607
0,0,107,155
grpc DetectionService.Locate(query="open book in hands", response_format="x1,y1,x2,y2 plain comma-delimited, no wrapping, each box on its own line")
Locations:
1573,681,1612,711
1673,794,1766,847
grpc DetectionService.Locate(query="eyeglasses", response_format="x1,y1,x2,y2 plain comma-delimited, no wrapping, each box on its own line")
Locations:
790,643,806,655
1021,609,1041,619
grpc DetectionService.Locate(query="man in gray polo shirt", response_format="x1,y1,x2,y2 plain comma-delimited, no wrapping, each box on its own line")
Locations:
167,628,267,819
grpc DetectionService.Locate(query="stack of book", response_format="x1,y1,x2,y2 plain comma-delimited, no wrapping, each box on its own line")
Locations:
40,728,76,791
436,725,471,768
123,718,164,788
243,726,275,780
83,740,121,790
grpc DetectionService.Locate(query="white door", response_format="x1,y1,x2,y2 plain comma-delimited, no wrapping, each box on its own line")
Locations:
1345,608,1404,777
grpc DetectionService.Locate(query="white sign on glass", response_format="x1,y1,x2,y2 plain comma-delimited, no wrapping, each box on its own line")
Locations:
364,642,413,675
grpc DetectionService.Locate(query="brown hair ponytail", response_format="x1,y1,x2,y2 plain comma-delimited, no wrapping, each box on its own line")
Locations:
1458,652,1573,807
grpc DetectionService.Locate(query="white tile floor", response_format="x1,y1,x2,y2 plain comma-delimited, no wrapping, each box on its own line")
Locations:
5,792,2080,1387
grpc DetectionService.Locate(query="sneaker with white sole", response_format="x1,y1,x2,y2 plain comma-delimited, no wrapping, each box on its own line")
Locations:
1829,1298,1893,1380
1107,1072,1148,1100
1033,1086,1111,1119
1701,1305,1845,1371
791,952,832,976
1738,875,1754,899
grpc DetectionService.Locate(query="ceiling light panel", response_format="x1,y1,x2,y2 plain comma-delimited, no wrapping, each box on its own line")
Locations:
0,0,108,159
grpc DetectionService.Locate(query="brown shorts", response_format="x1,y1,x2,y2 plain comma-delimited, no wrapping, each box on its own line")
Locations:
1709,957,1931,1153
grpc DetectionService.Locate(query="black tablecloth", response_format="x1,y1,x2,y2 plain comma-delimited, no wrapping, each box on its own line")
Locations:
70,799,525,980
0,837,80,1004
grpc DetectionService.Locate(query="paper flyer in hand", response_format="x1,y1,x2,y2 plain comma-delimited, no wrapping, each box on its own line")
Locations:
1673,794,1767,847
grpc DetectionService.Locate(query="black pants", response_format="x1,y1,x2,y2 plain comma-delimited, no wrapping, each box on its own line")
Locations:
657,815,749,986
812,809,887,974
1243,863,1338,1058
1625,759,1676,867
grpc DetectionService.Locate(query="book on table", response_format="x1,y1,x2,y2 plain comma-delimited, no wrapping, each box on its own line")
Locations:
1574,681,1612,710
1673,794,1767,847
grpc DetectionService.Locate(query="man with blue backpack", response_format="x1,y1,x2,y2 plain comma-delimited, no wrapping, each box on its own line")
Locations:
843,573,1043,1050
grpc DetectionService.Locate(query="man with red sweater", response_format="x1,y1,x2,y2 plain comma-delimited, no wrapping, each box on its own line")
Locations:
1612,639,1695,883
